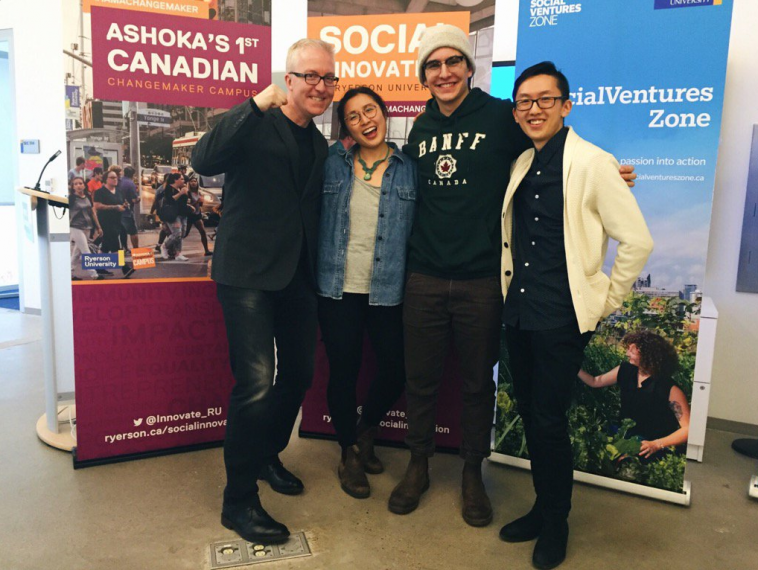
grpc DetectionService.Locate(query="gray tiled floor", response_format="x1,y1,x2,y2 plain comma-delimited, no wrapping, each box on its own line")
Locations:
1,308,756,570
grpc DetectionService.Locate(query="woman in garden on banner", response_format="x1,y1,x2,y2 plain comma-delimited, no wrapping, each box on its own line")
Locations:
578,330,690,459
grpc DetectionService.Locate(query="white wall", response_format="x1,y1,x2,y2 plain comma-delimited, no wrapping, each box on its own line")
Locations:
493,0,518,62
0,42,19,290
1,1,70,312
1,1,75,396
272,0,307,77
704,0,758,426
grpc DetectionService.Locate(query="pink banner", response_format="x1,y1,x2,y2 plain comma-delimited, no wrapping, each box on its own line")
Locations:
300,334,463,451
91,7,271,108
73,281,234,462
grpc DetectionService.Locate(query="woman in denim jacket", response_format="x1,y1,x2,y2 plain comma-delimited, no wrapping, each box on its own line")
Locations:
317,87,417,499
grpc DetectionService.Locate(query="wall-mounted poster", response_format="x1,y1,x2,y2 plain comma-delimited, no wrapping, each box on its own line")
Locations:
492,0,733,500
61,0,272,465
736,125,758,293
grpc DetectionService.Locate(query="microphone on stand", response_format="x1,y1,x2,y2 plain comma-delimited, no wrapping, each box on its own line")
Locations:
33,150,62,192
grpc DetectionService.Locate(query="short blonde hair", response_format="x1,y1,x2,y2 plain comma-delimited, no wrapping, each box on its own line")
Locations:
286,38,335,73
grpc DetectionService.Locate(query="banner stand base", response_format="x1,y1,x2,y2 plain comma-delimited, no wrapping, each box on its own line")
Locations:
488,452,691,507
36,405,77,452
72,440,223,469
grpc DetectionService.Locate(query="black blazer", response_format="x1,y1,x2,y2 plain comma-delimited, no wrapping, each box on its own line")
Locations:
192,101,328,290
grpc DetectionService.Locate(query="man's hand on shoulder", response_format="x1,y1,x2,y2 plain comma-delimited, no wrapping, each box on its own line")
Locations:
619,164,636,188
254,85,288,113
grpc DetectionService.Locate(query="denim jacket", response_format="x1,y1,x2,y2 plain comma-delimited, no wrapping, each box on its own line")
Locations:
317,143,417,306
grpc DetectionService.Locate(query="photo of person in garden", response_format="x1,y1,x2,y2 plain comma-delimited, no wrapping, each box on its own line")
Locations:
495,292,698,494
578,330,690,461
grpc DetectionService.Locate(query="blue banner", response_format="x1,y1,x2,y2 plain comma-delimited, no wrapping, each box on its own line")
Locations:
494,0,733,496
82,252,123,270
65,85,81,108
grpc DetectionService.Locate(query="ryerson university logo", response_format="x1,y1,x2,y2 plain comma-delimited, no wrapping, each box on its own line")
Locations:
529,0,582,28
654,0,723,9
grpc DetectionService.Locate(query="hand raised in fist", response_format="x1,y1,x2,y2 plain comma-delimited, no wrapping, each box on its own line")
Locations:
253,84,288,112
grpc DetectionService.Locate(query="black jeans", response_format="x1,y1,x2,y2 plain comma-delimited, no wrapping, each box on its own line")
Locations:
318,294,406,449
216,269,317,507
403,273,503,461
505,323,593,522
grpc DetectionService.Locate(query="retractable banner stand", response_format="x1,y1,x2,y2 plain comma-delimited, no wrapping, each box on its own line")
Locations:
300,6,488,449
492,0,733,502
62,1,272,465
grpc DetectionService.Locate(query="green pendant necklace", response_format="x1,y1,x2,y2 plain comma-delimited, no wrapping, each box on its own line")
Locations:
357,145,390,181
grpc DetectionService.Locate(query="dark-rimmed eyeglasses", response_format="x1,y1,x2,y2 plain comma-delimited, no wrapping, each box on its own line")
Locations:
345,104,379,126
423,55,466,73
289,71,339,87
514,96,566,111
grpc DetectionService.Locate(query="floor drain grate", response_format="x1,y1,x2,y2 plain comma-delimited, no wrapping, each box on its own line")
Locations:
210,532,311,568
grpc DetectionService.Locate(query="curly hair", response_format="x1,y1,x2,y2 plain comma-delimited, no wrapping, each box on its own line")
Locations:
622,330,679,378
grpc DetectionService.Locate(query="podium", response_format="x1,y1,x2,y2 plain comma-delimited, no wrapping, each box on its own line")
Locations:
17,187,76,451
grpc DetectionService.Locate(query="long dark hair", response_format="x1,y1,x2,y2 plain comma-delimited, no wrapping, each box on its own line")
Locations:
69,176,86,195
336,86,388,132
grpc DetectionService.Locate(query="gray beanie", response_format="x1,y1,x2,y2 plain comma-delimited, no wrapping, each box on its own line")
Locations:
416,24,475,85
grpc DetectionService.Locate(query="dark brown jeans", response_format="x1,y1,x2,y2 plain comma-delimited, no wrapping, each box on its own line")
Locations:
402,272,503,461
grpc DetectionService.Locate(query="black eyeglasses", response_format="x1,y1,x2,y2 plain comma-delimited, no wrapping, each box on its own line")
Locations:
423,55,466,73
289,71,339,87
345,105,379,126
514,96,566,111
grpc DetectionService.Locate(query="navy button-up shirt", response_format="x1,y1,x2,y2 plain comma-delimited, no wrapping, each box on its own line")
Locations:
503,127,575,330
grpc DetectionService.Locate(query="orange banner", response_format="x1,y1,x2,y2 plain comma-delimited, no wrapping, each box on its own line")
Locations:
131,247,156,270
83,0,211,19
308,12,470,103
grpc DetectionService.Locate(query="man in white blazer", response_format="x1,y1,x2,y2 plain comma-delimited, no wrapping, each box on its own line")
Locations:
498,61,653,570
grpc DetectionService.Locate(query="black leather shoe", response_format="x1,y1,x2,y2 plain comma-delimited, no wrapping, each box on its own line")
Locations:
499,506,543,542
532,519,569,570
258,460,304,495
221,501,290,544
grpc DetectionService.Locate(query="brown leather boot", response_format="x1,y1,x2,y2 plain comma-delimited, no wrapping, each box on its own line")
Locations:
388,453,429,515
461,460,493,527
356,423,384,474
339,445,370,499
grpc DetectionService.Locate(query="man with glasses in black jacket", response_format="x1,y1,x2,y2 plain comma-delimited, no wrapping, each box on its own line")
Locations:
192,38,338,545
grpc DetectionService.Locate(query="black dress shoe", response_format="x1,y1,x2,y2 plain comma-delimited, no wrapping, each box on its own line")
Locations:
221,501,290,544
258,460,304,495
532,519,569,570
499,506,543,542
